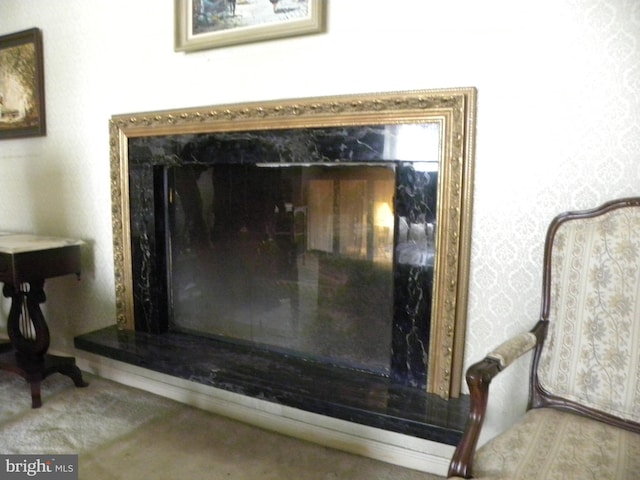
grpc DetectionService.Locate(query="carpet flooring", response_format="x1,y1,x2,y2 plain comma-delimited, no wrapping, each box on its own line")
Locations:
0,370,446,479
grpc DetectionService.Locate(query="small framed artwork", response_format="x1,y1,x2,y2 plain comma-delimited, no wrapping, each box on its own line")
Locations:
175,0,324,52
0,28,46,140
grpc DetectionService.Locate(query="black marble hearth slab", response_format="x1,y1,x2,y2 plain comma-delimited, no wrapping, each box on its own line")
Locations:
74,326,469,445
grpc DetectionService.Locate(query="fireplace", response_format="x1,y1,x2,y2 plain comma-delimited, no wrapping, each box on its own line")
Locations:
77,89,476,444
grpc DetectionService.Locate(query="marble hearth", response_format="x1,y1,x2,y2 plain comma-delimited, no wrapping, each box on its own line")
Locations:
75,326,468,445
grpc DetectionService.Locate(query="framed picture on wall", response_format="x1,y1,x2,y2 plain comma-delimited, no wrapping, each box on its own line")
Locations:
175,0,324,52
0,28,46,140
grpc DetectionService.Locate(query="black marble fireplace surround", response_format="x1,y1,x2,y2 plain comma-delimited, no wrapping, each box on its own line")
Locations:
76,120,471,445
125,126,438,386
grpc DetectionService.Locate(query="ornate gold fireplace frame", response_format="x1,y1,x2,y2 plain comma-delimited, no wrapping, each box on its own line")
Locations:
109,88,476,398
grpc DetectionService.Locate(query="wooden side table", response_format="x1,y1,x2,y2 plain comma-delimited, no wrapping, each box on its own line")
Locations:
0,234,88,408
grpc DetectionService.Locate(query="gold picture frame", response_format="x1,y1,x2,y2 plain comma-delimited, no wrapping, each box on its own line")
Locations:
175,0,325,52
109,88,476,398
0,28,46,140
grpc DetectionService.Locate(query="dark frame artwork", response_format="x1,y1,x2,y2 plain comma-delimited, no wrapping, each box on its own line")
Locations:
0,28,46,140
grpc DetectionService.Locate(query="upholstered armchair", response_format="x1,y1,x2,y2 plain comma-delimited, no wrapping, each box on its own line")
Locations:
448,197,640,479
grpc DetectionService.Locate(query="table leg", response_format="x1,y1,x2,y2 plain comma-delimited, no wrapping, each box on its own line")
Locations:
4,281,50,356
1,281,88,408
29,377,42,409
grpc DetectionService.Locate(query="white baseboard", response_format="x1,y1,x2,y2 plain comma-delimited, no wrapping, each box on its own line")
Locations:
75,350,454,476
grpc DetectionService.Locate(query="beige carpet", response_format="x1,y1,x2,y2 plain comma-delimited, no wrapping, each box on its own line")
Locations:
0,370,445,479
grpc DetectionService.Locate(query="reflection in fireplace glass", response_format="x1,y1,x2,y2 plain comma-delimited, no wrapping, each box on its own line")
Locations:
170,164,395,374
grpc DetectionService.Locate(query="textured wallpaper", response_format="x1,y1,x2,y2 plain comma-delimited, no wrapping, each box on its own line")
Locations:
465,0,640,440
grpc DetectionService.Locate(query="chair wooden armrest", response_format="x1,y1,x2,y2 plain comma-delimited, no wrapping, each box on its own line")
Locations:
447,322,545,478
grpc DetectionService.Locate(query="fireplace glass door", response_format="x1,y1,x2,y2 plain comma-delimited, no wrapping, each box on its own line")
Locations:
170,164,396,374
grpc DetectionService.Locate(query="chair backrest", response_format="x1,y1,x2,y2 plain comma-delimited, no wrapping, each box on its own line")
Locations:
533,197,640,427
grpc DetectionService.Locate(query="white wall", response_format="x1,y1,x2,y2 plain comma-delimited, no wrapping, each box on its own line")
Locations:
2,0,639,448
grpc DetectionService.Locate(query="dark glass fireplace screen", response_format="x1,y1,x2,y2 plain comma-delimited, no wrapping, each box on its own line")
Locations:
128,124,438,386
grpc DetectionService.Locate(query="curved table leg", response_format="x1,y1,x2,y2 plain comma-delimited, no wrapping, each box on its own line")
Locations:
4,281,50,356
0,281,88,408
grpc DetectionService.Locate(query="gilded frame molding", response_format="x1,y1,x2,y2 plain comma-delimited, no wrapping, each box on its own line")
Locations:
109,88,476,398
